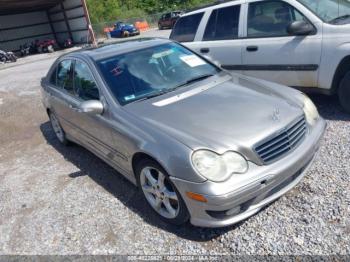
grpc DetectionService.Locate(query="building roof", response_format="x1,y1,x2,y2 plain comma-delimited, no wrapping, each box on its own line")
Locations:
0,0,64,15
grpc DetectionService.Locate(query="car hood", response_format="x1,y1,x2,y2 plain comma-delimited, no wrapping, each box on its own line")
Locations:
124,74,304,163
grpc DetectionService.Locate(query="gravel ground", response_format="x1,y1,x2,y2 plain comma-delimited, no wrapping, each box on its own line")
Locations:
0,44,349,256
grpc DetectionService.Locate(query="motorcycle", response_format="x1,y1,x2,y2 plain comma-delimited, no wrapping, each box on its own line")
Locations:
20,43,31,57
62,38,73,49
0,50,17,63
35,39,55,53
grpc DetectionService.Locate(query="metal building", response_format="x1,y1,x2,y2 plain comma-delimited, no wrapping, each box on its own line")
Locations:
0,0,95,52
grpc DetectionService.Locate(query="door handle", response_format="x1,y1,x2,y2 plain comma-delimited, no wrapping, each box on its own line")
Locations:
246,46,258,52
200,48,210,54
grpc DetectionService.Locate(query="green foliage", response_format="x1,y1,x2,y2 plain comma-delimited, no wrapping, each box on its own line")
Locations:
86,0,216,24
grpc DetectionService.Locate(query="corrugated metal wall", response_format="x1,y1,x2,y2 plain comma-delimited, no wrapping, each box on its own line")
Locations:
0,11,54,51
0,0,91,52
48,0,90,45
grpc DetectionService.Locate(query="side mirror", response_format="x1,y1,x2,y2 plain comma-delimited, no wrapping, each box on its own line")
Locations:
78,100,104,115
287,21,315,36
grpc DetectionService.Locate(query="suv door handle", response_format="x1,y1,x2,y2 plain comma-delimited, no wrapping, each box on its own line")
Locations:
246,46,258,52
200,48,210,54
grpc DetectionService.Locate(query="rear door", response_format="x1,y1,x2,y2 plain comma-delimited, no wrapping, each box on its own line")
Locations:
240,0,322,87
189,4,243,71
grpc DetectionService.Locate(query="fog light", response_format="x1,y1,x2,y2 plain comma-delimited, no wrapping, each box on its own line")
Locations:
186,192,207,203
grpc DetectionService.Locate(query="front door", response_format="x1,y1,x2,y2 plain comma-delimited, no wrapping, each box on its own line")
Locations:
241,0,322,88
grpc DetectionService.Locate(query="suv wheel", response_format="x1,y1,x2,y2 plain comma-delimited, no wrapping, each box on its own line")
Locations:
158,23,163,30
339,72,350,113
135,158,189,225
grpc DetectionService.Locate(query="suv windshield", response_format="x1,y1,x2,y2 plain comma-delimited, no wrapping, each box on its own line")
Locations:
298,0,350,23
97,43,221,105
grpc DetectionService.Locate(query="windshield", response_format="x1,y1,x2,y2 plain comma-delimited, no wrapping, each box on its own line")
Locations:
298,0,350,23
97,43,221,105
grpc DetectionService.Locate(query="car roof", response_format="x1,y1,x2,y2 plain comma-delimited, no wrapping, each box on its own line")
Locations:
66,38,173,61
184,0,240,16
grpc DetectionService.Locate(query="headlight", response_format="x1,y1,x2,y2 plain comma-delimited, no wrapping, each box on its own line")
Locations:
303,94,319,126
192,150,248,182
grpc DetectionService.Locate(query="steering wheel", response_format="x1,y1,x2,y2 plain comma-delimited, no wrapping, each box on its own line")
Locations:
164,65,178,77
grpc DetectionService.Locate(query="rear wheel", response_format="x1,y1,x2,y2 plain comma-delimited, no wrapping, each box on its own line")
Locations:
49,111,69,145
338,72,350,113
158,23,163,30
122,31,130,38
135,158,189,225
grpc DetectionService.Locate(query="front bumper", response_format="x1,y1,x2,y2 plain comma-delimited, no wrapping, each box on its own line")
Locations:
171,118,326,228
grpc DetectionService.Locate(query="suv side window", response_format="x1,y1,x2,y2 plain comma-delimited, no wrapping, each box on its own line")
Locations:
170,12,204,42
203,5,241,41
247,0,308,38
73,61,100,101
57,60,73,93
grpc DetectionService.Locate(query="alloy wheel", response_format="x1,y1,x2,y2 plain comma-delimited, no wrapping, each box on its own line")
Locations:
50,113,65,143
140,167,180,219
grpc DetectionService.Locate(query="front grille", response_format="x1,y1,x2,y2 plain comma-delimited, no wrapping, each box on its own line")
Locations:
255,116,307,164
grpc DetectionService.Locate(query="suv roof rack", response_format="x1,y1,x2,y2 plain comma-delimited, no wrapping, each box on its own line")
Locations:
185,0,235,13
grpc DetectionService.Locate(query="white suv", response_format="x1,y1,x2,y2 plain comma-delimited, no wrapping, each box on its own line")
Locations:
170,0,350,112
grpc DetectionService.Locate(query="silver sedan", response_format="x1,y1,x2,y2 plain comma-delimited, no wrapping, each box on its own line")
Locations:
41,38,326,227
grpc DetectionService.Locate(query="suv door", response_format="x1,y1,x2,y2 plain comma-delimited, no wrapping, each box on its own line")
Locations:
187,4,243,71
164,13,172,27
241,0,322,87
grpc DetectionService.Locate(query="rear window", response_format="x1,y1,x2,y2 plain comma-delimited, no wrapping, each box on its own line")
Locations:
170,12,204,42
203,5,241,41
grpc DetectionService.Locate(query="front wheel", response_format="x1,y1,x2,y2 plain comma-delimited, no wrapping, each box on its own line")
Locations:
136,159,189,225
338,72,350,113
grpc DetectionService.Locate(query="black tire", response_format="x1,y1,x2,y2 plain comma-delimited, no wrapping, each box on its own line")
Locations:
158,23,163,30
49,111,70,145
338,72,350,113
135,158,190,225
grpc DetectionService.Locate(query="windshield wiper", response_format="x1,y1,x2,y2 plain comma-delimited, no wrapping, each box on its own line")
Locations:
329,14,350,24
175,74,214,88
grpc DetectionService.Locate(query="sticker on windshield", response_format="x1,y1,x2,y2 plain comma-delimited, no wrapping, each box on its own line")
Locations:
180,55,206,67
124,94,136,101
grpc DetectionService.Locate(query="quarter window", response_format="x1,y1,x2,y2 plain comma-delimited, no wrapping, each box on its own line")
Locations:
203,5,241,41
247,1,308,37
73,61,100,101
170,12,204,42
57,60,73,93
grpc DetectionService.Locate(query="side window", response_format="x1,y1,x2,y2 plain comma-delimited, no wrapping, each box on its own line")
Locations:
247,1,308,38
203,5,241,41
50,68,57,86
57,60,73,93
73,61,100,101
170,12,204,42
165,13,171,19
